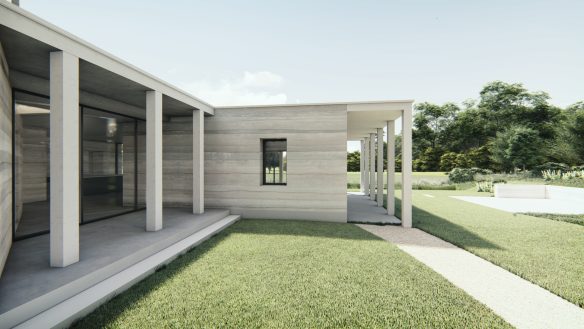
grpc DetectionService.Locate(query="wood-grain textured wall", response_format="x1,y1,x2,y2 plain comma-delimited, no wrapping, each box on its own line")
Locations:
0,42,12,276
205,105,348,222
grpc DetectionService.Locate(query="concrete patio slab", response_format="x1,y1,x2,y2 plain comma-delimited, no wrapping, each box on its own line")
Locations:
347,193,400,225
14,214,241,329
358,224,584,329
452,196,584,214
0,208,236,328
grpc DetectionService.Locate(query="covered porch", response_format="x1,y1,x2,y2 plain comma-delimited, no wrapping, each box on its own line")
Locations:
0,1,212,271
0,208,240,328
347,101,414,227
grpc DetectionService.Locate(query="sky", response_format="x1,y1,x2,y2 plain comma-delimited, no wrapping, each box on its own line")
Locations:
18,0,584,151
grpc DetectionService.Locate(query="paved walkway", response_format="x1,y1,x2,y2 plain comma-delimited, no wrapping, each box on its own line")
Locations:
357,225,584,329
347,193,400,225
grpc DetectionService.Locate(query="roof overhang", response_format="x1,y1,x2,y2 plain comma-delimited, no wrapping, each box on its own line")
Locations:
347,100,414,140
0,2,213,118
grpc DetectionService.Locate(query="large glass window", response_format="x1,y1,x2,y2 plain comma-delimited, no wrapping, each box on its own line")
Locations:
12,90,146,240
13,91,51,239
262,139,287,185
81,107,143,222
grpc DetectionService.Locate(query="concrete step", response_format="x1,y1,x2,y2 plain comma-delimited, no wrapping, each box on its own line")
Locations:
1,212,239,329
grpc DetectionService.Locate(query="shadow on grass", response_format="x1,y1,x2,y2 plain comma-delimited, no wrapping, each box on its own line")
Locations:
391,197,503,250
228,218,382,241
71,228,234,329
72,219,381,328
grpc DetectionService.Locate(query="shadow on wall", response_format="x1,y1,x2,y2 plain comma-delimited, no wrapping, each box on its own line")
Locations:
390,196,503,250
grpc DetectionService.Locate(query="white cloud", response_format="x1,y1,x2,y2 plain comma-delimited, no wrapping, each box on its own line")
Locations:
183,71,287,106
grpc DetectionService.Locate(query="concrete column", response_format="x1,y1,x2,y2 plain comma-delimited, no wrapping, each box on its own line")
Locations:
359,140,365,193
193,109,204,214
146,90,163,231
369,133,376,200
50,51,79,267
376,128,384,206
401,109,413,228
387,120,396,215
363,137,369,195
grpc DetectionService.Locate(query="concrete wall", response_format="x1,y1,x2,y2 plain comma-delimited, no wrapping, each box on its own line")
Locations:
123,117,193,207
20,122,49,203
205,105,348,222
0,42,12,276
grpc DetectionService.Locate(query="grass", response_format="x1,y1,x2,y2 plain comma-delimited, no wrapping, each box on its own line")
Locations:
347,172,448,186
73,219,510,328
521,213,584,226
390,189,584,308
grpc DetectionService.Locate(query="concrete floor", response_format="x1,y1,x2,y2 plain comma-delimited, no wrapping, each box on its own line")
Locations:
15,193,141,237
0,207,230,315
452,196,584,214
347,192,401,225
359,225,584,329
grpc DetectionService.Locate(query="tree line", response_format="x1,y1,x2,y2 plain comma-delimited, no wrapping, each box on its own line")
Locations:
348,81,584,173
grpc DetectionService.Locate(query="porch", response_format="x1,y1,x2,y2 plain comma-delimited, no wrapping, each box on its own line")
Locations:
347,192,401,225
0,208,239,328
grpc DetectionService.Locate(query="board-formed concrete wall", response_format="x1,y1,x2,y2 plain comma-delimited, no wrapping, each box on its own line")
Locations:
205,105,348,222
0,42,12,277
123,117,194,207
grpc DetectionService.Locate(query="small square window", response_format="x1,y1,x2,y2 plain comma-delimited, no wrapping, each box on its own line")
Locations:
262,139,287,185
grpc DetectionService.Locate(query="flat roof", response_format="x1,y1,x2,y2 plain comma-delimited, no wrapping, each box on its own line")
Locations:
1,2,413,125
0,1,213,115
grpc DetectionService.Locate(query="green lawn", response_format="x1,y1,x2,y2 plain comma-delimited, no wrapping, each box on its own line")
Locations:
74,219,509,328
392,189,584,308
521,213,584,227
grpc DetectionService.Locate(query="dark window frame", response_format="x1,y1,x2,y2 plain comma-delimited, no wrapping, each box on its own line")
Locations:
261,138,287,186
11,88,146,241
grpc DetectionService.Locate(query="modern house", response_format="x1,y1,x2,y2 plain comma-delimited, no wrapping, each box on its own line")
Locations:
0,1,413,327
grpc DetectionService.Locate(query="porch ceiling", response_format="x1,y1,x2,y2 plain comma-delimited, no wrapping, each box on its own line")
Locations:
347,101,414,140
0,2,213,118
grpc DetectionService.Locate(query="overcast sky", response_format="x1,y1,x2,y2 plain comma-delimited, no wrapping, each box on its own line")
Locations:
19,0,584,151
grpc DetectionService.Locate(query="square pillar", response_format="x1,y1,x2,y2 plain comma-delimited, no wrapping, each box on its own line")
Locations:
369,133,376,199
359,140,365,193
376,128,384,207
193,109,204,214
401,109,413,228
50,51,79,267
146,90,163,231
386,120,396,215
363,137,369,195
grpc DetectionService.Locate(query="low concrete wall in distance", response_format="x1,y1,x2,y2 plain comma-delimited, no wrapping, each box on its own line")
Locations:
494,184,584,201
494,184,547,199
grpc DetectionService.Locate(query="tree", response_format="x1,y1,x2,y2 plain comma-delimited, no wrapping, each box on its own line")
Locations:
565,102,584,163
491,126,544,171
347,151,360,172
477,81,561,141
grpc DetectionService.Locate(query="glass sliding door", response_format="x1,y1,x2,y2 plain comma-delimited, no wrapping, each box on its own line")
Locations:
12,90,51,239
81,107,143,222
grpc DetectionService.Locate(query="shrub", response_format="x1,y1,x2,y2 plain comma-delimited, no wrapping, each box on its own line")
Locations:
534,162,570,176
572,165,584,171
476,179,506,193
542,169,584,181
412,184,456,190
476,181,493,193
448,167,492,183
